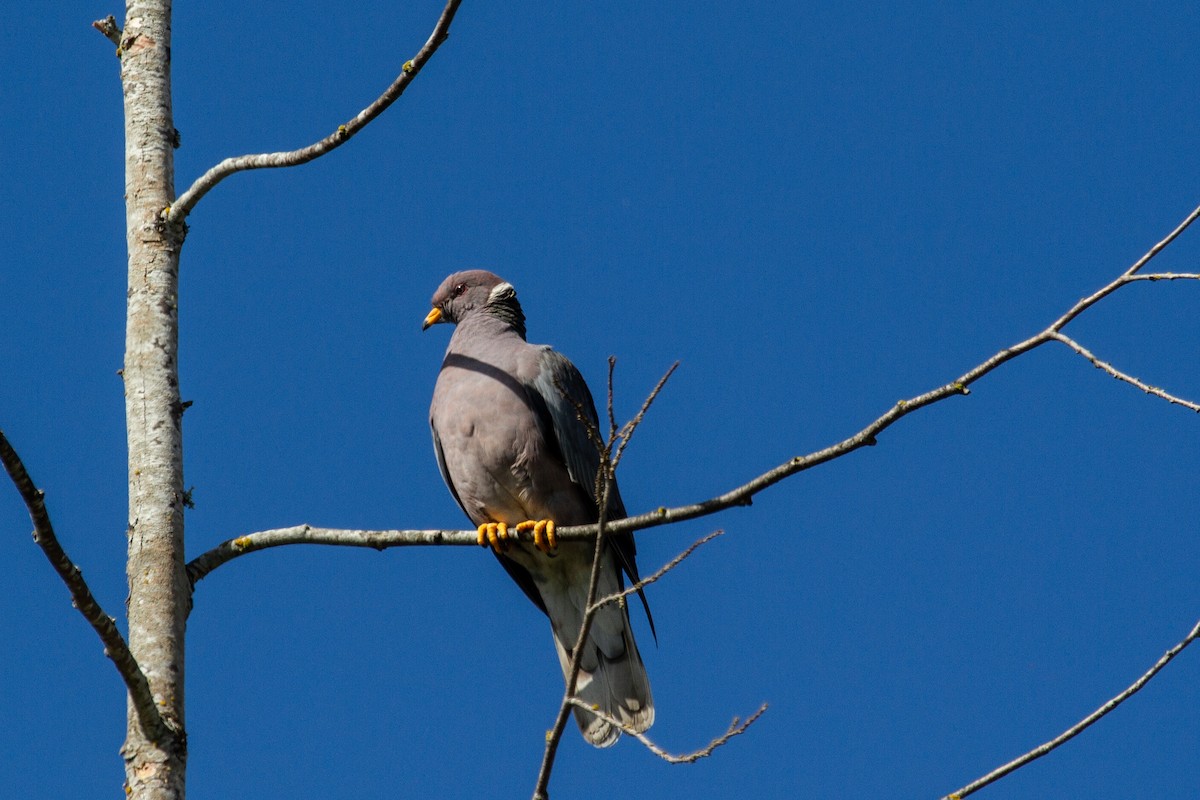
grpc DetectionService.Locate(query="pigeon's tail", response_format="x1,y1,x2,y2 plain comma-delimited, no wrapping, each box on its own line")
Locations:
550,600,654,748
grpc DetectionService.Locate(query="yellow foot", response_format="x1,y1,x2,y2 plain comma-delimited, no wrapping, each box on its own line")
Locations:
516,519,557,554
477,522,511,553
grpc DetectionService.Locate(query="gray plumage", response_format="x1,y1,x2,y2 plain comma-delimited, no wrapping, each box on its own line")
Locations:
424,270,654,747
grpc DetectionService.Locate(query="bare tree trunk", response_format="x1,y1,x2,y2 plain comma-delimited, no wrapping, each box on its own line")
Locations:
119,0,188,797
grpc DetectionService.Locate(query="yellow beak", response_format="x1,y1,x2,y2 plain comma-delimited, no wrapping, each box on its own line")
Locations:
422,307,443,330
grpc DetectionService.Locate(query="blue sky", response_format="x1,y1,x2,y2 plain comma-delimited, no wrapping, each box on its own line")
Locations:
2,2,1198,797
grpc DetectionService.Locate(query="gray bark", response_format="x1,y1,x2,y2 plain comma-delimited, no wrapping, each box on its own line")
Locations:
118,0,188,797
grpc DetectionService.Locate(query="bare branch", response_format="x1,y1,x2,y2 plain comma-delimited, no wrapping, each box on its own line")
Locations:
1126,272,1200,282
0,429,170,742
591,530,725,613
91,15,122,48
613,361,679,469
1051,332,1200,412
185,524,473,586
942,618,1200,800
167,0,463,223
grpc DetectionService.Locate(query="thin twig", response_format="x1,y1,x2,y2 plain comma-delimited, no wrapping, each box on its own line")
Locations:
606,356,619,441
1051,332,1200,412
1126,272,1200,282
591,530,725,612
1124,204,1200,276
567,698,768,764
0,430,170,742
553,376,606,456
167,0,463,223
614,361,679,469
942,618,1200,800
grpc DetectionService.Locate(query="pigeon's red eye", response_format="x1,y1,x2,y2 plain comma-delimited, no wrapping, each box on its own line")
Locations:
452,283,467,298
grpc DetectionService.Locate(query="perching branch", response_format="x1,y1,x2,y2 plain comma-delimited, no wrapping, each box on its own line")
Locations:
186,205,1200,582
166,0,462,223
185,524,472,587
942,617,1200,800
0,429,170,743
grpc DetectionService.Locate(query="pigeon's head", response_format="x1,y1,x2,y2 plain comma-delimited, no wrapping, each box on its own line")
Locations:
423,270,522,331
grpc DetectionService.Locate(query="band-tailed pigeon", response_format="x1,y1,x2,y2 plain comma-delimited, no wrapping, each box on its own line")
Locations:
423,270,654,747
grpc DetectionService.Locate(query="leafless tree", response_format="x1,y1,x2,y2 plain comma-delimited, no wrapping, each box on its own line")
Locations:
2,3,1196,799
